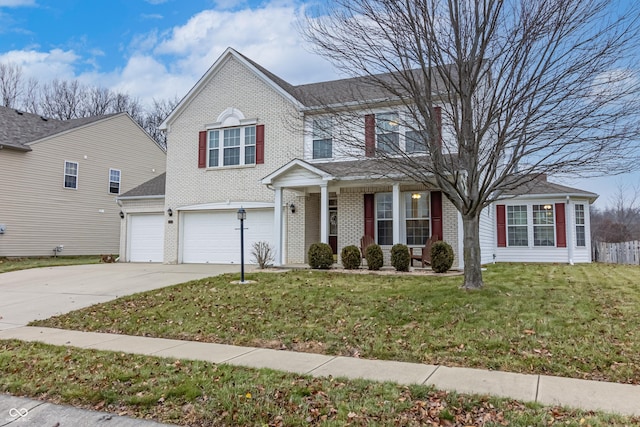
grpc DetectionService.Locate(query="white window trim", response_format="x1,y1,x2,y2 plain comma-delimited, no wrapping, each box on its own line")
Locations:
375,192,393,246
312,118,333,160
63,160,79,190
404,191,431,246
506,204,529,247
574,204,586,247
109,168,121,194
532,204,556,247
207,125,256,168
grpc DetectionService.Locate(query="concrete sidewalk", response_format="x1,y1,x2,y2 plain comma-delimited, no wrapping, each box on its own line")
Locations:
2,326,639,420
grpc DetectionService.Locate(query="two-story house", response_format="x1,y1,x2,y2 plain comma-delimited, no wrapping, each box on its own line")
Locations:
117,48,597,266
0,107,166,257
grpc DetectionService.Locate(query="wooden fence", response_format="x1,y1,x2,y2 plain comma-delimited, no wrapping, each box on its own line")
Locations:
593,241,640,264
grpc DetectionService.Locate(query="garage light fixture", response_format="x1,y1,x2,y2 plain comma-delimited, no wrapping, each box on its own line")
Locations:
119,211,125,219
289,203,296,214
167,208,173,217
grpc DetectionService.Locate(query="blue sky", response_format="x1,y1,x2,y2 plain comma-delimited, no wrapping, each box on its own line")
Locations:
0,0,638,208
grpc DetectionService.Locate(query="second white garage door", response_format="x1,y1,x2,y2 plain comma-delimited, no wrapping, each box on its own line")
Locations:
181,209,274,264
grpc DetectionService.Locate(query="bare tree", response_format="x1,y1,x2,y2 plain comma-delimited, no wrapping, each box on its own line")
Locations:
143,97,180,149
0,62,23,108
303,0,640,288
84,86,114,116
21,77,40,115
592,183,640,243
40,79,88,120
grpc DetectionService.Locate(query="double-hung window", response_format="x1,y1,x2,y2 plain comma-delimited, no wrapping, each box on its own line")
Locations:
376,193,393,245
405,192,430,245
507,205,528,246
575,204,586,247
405,116,428,153
376,113,400,154
64,161,78,189
533,204,555,246
208,125,256,168
312,118,333,159
109,169,121,194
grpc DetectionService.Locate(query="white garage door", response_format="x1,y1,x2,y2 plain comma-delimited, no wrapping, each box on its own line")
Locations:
129,214,165,262
182,209,274,264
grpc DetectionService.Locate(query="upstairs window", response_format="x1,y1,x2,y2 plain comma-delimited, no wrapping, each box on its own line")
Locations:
376,113,400,153
533,204,555,246
575,204,586,246
405,116,428,153
64,161,78,189
312,118,333,159
109,169,121,194
507,205,528,246
208,125,256,167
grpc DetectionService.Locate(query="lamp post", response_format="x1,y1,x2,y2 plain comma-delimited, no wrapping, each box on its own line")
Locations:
237,207,246,283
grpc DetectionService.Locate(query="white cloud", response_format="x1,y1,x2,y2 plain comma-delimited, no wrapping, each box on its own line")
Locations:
153,3,338,85
0,48,79,80
0,0,35,7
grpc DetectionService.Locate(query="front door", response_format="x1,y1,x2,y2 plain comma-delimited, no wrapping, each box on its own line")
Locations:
329,199,338,254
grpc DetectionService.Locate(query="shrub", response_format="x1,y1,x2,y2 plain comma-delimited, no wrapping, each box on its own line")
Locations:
364,244,383,270
431,241,454,273
250,241,275,269
340,245,362,270
308,242,334,269
391,244,410,272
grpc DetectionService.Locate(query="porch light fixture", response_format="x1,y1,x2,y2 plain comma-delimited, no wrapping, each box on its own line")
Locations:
119,211,124,219
543,204,552,210
289,203,296,214
411,193,422,199
237,207,247,283
167,208,173,217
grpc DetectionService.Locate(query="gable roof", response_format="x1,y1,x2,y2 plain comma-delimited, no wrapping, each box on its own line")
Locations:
161,47,452,130
0,106,118,151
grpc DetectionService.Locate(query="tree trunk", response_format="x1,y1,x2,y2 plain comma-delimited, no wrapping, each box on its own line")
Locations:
462,213,484,289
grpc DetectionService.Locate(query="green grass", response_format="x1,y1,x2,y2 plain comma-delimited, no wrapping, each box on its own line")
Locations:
0,256,101,273
32,263,640,384
1,340,636,426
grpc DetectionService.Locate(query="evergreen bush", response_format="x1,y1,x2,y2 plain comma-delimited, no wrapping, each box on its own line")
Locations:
364,244,383,270
308,242,334,269
340,245,362,269
431,241,454,273
391,243,410,272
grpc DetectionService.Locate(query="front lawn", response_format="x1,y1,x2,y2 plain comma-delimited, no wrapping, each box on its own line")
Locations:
31,263,640,384
1,340,635,426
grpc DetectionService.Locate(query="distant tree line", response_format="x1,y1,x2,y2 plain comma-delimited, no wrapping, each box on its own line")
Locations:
0,62,178,149
591,185,640,243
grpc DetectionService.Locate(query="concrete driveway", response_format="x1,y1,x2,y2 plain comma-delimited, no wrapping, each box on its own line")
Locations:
0,263,245,330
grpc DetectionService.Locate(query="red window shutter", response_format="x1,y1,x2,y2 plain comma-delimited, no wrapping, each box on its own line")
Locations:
434,106,442,147
430,191,443,240
256,124,265,164
496,204,506,247
364,114,375,157
198,131,207,168
555,203,567,248
364,194,375,238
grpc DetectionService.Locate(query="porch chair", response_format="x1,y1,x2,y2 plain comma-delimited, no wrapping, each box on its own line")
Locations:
410,235,438,268
360,235,375,259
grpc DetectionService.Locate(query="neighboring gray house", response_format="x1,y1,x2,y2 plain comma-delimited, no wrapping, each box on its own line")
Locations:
0,106,166,257
118,48,597,266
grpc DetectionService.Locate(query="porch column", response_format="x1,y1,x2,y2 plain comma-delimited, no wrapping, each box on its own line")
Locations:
392,183,401,244
320,183,329,244
274,186,283,265
566,197,574,265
